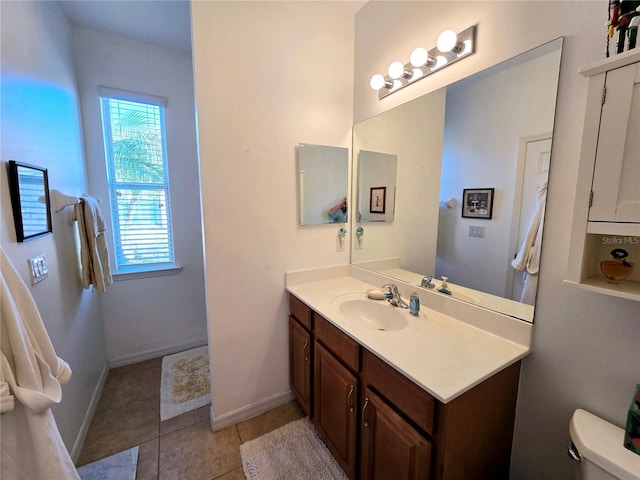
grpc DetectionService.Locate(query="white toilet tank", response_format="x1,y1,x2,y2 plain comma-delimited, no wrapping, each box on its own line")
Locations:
569,409,640,480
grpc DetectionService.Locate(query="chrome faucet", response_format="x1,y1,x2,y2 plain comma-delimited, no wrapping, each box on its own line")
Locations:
382,284,409,309
420,276,436,289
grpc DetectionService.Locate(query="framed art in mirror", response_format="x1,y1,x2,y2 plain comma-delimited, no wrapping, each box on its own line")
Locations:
369,186,386,214
8,160,52,242
462,188,494,219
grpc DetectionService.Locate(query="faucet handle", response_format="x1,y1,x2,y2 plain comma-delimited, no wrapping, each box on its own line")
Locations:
420,276,435,289
382,283,398,294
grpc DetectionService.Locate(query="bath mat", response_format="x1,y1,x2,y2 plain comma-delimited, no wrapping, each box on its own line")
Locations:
77,446,138,480
160,346,211,421
240,417,347,480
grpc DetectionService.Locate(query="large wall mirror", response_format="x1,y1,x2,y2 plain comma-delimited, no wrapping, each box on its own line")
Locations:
352,38,563,323
297,143,349,225
8,160,53,242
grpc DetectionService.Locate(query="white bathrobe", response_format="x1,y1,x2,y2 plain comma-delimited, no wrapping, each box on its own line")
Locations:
0,246,80,479
511,182,547,305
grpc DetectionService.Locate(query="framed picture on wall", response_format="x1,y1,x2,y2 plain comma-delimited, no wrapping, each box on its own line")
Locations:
462,188,494,219
369,186,386,214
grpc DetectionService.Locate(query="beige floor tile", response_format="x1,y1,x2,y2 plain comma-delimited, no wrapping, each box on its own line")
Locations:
100,358,161,406
79,395,160,465
214,467,246,480
236,400,304,443
159,421,241,480
135,438,159,480
160,405,210,436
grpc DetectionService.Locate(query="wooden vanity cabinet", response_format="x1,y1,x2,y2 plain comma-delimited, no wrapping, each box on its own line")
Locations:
288,294,521,480
314,341,359,478
360,387,431,480
288,295,312,416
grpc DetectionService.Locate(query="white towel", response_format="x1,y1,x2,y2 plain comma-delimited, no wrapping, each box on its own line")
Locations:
0,245,80,479
72,195,112,292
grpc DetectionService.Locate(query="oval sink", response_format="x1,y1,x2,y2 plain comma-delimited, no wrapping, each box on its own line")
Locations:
334,298,409,331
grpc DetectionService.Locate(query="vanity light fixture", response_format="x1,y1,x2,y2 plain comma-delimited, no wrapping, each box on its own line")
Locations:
369,25,476,99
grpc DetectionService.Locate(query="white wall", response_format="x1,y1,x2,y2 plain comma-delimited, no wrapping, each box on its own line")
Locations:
191,1,357,425
436,49,560,297
355,2,640,478
72,28,208,364
0,1,107,458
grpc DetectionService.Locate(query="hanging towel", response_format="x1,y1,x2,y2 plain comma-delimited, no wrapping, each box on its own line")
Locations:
511,182,547,305
0,245,80,480
72,195,112,292
512,182,547,275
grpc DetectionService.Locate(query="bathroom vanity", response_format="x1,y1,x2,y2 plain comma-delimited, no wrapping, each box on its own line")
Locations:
287,266,531,479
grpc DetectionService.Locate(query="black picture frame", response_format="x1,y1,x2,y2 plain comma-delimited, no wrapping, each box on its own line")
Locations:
462,188,494,219
8,160,53,242
369,186,386,214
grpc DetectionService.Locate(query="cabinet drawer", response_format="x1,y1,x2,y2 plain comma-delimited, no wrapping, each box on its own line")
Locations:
289,294,312,330
314,314,360,372
363,349,435,436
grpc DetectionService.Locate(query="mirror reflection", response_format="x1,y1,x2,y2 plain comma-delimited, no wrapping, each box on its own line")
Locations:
297,143,349,226
8,160,52,242
352,38,563,322
358,150,397,222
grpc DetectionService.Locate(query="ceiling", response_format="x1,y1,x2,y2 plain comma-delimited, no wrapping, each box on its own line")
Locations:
56,0,192,53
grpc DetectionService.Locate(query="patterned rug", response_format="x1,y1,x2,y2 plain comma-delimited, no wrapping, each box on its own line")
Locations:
160,346,211,421
77,446,138,480
240,417,347,480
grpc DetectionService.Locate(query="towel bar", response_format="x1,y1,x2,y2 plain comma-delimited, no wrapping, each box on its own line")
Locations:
50,190,79,212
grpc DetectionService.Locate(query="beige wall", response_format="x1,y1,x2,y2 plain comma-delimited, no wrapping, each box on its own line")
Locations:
191,1,640,476
72,27,208,365
355,2,640,478
191,1,358,426
0,0,108,459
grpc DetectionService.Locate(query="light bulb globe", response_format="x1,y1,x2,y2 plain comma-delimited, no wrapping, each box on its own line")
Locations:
369,73,386,91
437,29,458,53
410,47,428,67
388,61,405,79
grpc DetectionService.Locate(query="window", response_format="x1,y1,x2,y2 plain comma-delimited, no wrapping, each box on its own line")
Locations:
99,88,174,273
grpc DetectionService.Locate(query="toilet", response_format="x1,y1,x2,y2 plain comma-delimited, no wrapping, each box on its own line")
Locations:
569,409,640,479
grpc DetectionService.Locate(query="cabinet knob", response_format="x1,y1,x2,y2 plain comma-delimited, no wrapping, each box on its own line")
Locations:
362,397,370,427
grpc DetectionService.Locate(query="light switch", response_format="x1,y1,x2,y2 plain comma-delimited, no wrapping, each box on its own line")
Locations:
468,226,485,238
29,254,48,285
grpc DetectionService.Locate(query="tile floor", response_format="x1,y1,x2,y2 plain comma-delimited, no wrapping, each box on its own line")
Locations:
77,357,304,479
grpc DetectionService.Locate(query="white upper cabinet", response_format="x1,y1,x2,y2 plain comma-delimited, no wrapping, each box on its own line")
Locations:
566,50,640,301
589,61,640,223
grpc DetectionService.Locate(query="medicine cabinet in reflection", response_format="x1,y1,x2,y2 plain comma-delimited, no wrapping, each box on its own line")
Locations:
297,143,349,226
8,160,52,242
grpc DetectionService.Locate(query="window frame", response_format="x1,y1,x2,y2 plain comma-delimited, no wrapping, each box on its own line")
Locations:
98,87,177,275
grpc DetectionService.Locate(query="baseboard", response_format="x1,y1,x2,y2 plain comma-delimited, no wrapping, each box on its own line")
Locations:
71,362,109,462
210,390,295,432
108,339,208,368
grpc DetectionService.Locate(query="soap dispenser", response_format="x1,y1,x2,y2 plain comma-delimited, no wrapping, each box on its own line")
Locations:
438,276,452,295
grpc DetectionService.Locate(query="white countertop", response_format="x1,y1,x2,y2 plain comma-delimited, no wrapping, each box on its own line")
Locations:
286,267,531,404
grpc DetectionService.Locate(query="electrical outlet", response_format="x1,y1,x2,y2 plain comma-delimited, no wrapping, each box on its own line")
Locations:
468,226,485,238
29,254,49,285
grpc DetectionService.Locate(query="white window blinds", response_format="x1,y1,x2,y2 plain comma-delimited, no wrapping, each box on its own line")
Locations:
99,92,175,272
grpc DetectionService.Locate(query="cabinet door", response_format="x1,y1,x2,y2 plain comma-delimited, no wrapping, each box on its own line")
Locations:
314,342,357,479
590,62,640,223
360,388,431,480
289,316,311,416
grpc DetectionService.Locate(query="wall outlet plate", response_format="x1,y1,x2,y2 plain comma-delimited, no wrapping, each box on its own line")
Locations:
468,226,485,238
29,254,49,285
